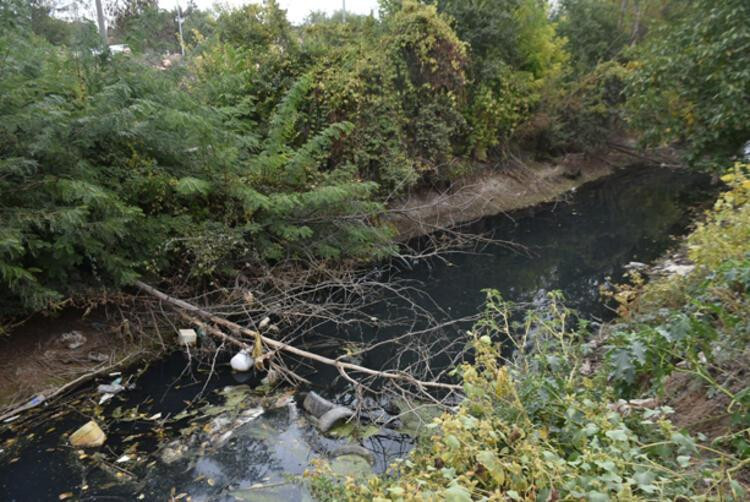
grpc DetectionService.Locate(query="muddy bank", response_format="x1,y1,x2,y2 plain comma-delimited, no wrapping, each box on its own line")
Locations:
388,149,665,240
0,309,158,414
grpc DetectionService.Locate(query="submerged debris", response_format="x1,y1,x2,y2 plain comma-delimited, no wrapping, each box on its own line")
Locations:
159,440,187,465
331,444,375,466
302,391,356,433
318,406,355,434
330,454,372,477
60,331,86,350
302,391,335,418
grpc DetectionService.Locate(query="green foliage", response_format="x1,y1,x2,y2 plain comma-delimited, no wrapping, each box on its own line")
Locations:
428,0,524,72
429,0,569,160
110,0,215,55
6,0,746,324
110,1,178,54
605,164,750,459
378,0,468,178
216,0,295,52
527,61,629,154
1,0,31,32
0,24,391,317
31,1,100,48
311,291,744,500
555,0,629,73
197,0,473,191
626,0,750,166
555,0,679,74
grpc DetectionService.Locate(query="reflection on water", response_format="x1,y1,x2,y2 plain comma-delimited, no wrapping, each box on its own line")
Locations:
0,166,714,501
406,166,710,317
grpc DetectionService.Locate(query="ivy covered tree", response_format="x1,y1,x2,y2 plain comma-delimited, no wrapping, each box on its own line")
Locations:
427,0,568,160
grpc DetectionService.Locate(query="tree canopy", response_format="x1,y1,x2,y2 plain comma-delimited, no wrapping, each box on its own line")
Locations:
2,0,749,318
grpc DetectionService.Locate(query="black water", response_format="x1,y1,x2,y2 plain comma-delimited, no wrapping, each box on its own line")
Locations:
0,166,715,501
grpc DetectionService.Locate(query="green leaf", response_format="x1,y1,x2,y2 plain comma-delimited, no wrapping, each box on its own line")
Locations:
587,491,609,502
609,348,635,383
445,434,461,450
175,176,212,196
387,486,405,497
443,484,472,502
476,450,505,484
605,429,629,442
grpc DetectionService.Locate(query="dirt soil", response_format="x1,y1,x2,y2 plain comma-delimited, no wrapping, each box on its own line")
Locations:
388,151,635,240
665,372,733,440
0,308,149,413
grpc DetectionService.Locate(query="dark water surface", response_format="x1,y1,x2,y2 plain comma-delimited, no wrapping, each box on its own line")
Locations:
0,166,715,501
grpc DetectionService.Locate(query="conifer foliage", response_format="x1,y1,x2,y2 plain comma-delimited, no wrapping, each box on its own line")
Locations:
0,14,389,318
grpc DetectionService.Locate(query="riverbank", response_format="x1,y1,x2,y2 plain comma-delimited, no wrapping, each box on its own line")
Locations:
389,145,670,240
0,307,159,418
315,164,750,500
0,149,653,415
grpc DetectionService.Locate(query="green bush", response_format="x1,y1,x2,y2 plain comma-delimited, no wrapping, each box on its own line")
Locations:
311,291,743,500
526,61,629,155
0,25,391,318
626,0,750,167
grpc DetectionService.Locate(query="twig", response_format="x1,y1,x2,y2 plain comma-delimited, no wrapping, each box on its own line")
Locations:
606,142,683,168
135,281,461,392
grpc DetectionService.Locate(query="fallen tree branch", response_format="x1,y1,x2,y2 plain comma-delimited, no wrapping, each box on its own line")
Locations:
606,142,683,168
135,281,461,392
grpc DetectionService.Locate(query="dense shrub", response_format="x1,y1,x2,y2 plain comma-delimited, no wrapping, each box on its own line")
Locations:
0,25,391,317
430,0,569,160
7,0,740,323
626,0,750,167
523,61,629,155
311,291,744,500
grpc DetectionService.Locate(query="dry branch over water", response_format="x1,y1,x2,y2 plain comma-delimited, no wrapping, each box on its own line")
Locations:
135,280,462,394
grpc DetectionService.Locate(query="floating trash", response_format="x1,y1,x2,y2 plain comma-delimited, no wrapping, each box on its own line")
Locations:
258,317,271,330
177,329,197,346
230,350,254,372
69,421,106,448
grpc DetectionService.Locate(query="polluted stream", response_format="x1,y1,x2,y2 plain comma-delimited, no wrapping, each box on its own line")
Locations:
0,166,715,501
